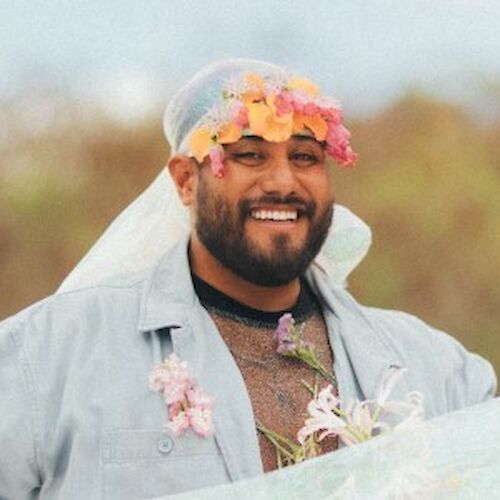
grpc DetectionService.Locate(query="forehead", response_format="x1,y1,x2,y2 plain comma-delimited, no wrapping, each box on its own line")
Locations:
225,135,325,149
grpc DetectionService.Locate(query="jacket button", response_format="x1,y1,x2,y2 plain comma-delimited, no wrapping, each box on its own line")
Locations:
157,436,174,455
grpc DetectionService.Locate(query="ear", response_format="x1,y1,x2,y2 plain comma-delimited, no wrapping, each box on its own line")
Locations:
167,155,198,206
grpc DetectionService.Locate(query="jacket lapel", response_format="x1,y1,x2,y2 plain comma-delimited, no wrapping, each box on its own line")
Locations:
307,265,410,404
138,241,263,481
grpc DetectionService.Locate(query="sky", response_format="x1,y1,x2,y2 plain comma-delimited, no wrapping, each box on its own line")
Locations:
1,0,500,120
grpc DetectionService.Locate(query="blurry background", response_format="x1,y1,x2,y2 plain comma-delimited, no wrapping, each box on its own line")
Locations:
1,0,499,376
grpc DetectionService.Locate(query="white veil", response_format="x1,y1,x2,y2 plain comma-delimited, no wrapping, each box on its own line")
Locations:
58,59,372,293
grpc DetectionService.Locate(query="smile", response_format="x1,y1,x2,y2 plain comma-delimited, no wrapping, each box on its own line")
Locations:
250,209,299,221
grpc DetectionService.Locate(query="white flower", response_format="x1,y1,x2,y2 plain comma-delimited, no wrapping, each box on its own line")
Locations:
375,366,408,407
298,367,426,449
297,385,347,444
348,400,375,438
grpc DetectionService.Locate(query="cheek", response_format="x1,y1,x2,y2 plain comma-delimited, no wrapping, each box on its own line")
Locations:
302,171,334,205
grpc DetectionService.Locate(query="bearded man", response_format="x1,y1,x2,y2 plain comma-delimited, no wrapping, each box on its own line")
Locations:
0,59,496,499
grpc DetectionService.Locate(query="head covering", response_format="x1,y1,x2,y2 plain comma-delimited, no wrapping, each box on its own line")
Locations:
57,59,371,293
164,59,284,155
164,58,357,177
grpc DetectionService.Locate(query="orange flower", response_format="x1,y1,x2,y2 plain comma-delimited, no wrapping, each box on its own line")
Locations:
292,112,307,133
189,127,214,162
187,71,356,169
287,77,319,97
247,98,293,143
217,122,242,144
303,113,328,141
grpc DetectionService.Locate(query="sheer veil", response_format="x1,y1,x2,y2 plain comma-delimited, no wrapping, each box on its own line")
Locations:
57,59,372,293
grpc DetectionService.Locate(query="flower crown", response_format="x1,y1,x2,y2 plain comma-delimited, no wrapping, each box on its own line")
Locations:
188,73,358,177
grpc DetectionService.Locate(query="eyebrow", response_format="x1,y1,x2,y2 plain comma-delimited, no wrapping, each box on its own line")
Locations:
234,135,324,146
237,135,265,143
291,135,324,145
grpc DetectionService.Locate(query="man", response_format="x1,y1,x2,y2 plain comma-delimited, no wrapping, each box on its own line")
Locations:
0,59,496,499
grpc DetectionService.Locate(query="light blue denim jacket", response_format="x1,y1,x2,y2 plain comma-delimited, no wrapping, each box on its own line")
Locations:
0,240,496,499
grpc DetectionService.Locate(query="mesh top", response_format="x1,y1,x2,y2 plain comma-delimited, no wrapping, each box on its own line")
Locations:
194,275,338,471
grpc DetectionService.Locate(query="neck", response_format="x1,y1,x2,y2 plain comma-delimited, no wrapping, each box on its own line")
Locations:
189,235,301,312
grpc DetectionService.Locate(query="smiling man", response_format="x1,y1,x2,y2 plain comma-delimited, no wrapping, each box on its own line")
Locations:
175,134,335,307
0,59,496,499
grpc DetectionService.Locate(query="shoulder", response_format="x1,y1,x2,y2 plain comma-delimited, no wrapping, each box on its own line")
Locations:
308,268,496,410
0,269,150,348
366,305,497,408
349,294,497,410
360,305,463,356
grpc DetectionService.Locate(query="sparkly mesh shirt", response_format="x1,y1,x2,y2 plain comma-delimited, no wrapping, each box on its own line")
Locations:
193,275,338,472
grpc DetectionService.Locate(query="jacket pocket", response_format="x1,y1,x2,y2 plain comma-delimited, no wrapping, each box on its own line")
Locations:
101,429,229,499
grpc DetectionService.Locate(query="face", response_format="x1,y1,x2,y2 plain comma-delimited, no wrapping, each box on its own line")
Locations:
193,135,335,286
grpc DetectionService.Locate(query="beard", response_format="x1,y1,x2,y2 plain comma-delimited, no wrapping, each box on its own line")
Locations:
194,178,334,287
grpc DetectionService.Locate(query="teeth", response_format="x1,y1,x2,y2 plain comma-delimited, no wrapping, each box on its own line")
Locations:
251,209,298,221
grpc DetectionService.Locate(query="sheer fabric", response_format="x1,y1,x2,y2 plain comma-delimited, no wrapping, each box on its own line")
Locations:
165,398,500,499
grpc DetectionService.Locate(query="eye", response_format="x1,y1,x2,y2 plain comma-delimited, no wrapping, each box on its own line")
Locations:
290,152,321,166
231,151,266,166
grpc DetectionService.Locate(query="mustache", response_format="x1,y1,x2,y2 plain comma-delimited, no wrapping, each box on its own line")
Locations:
238,195,316,221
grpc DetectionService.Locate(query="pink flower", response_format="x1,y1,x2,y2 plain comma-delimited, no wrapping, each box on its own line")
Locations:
274,92,294,116
288,90,309,113
326,123,358,167
302,102,320,116
149,354,215,438
208,146,225,177
187,406,214,437
186,386,213,410
149,354,193,405
229,100,249,127
317,100,342,124
167,409,190,436
326,122,351,145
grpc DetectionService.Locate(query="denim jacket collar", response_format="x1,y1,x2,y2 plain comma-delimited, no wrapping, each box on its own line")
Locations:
137,238,197,332
137,239,264,479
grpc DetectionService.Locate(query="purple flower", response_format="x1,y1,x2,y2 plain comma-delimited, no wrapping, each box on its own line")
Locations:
274,313,297,353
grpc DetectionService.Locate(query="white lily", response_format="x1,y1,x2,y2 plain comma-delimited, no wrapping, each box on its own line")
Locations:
298,367,425,448
375,365,408,406
298,386,347,444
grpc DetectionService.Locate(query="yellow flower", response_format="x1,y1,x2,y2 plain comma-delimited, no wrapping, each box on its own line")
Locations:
287,77,319,97
242,89,264,106
189,127,214,162
247,101,271,137
242,73,266,106
217,122,242,144
263,118,294,142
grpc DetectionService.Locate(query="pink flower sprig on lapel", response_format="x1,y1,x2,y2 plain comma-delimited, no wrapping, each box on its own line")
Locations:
149,354,214,437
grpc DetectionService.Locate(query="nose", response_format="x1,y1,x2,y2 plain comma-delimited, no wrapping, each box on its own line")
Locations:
259,155,298,195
